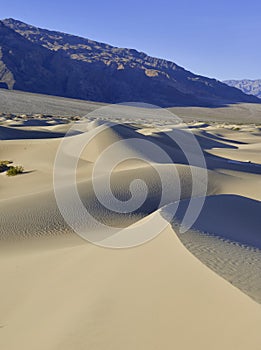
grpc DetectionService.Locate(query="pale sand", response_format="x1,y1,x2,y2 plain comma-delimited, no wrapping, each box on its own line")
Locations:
1,226,261,350
0,111,261,349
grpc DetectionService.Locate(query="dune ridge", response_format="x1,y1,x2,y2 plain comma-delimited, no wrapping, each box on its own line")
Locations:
0,113,261,349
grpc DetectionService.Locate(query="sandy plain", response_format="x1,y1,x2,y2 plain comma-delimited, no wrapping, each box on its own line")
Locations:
0,90,261,349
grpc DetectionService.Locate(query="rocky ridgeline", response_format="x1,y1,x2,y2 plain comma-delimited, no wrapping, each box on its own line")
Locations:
0,18,260,107
224,79,261,99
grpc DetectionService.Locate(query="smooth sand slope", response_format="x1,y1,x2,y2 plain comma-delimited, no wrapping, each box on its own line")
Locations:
0,111,261,349
1,226,261,350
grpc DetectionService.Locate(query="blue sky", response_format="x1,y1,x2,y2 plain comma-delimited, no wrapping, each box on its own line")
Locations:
1,0,260,80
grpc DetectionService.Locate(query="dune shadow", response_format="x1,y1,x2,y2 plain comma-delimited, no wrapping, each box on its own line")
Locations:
204,152,261,175
81,123,260,177
22,170,36,175
162,194,261,304
199,130,247,145
149,129,238,152
0,125,66,140
141,127,261,175
166,194,261,249
9,119,67,127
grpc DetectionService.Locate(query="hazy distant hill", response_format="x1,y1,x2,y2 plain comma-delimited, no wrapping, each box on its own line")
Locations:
0,18,260,107
223,79,261,99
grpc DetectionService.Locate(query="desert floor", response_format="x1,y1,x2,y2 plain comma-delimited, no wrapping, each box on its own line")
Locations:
0,96,261,349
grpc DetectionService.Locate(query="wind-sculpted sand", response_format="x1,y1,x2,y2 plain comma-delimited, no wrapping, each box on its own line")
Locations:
0,108,261,350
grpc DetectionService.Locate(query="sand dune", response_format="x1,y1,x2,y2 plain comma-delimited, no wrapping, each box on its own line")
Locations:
166,194,261,249
0,114,261,349
0,124,67,140
1,225,261,350
0,121,210,241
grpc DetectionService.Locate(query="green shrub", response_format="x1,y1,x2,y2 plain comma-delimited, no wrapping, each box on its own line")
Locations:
0,160,12,166
0,160,12,173
6,165,24,176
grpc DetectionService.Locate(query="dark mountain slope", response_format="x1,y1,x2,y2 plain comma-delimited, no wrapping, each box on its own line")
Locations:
0,18,260,107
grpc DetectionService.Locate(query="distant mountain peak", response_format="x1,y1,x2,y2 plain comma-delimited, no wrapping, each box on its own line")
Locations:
0,18,260,107
223,79,261,99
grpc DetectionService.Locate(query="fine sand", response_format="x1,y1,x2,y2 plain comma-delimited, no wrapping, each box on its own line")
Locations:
0,103,261,349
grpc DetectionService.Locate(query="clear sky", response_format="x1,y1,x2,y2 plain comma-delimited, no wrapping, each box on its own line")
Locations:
1,0,260,81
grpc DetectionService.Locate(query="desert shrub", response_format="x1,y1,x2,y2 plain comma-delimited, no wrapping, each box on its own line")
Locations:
0,160,12,173
6,165,24,176
0,160,12,166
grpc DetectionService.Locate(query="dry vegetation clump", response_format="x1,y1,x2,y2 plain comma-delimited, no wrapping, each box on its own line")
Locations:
6,165,24,176
0,160,12,172
0,160,24,176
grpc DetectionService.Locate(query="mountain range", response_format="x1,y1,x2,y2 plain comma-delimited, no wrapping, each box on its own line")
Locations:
223,80,261,99
0,18,260,107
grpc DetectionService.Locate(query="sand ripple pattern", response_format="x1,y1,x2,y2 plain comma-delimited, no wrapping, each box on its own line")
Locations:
54,103,208,248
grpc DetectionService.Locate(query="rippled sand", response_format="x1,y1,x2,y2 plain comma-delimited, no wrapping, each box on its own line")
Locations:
0,104,261,349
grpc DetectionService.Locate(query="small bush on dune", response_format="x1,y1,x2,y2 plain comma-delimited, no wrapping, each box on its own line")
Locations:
0,160,24,176
0,160,12,173
6,165,24,176
0,160,12,166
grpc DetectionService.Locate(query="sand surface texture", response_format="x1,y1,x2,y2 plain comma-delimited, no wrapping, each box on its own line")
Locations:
0,105,261,349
